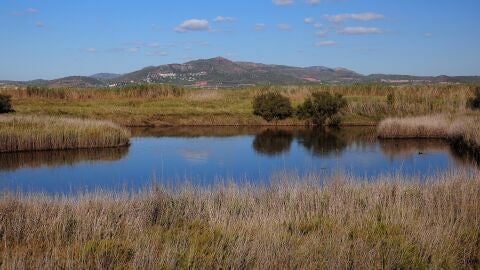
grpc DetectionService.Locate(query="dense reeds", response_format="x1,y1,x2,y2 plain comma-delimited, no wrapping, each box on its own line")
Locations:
1,84,184,100
377,115,480,159
377,115,451,139
1,84,477,126
0,115,130,152
0,172,479,269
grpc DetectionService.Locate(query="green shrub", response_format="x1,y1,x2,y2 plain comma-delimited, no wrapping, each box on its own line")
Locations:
82,239,134,269
253,92,293,122
467,87,480,109
297,92,347,126
0,94,12,113
387,92,395,107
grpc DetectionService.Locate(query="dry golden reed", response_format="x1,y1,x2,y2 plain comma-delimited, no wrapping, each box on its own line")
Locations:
377,115,480,150
377,115,450,139
0,115,130,152
0,172,479,269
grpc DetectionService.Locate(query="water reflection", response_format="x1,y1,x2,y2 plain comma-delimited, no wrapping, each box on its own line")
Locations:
253,129,293,156
296,128,348,156
0,147,129,171
0,126,478,194
379,139,449,158
252,127,376,157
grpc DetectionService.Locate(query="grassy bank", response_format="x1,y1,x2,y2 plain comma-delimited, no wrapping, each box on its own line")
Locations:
1,84,476,126
377,115,480,152
0,172,479,269
0,115,130,152
377,115,480,162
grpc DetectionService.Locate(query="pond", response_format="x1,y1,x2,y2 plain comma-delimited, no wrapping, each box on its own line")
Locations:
0,126,477,194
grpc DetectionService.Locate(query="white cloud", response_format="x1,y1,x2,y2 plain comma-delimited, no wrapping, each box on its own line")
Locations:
273,0,294,6
198,41,211,46
11,8,39,17
35,21,45,28
315,30,328,37
126,47,140,53
81,48,97,53
315,40,336,47
214,16,235,23
174,19,210,33
255,23,266,31
27,8,38,13
306,0,320,5
338,27,383,35
277,23,292,30
313,22,322,28
147,50,168,56
325,12,385,23
425,32,433,38
147,42,160,48
304,17,314,24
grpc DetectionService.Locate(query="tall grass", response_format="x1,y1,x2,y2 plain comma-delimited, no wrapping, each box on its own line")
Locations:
0,147,128,171
0,172,479,269
377,115,480,159
0,115,130,152
1,84,185,100
1,84,478,126
377,115,450,138
449,117,480,148
278,84,474,116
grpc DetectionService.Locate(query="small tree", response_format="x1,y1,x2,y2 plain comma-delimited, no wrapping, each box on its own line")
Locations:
387,92,395,107
253,92,293,122
467,87,480,109
0,94,12,113
297,91,347,126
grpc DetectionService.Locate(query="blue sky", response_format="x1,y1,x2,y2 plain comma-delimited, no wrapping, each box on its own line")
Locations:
1,0,479,80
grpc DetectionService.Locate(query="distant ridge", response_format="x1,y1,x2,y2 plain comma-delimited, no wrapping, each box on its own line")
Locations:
2,57,479,87
90,73,122,80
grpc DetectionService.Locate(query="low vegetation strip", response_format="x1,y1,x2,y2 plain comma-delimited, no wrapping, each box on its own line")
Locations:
2,84,477,126
377,115,450,139
378,115,480,156
0,115,130,152
0,172,479,269
448,117,480,149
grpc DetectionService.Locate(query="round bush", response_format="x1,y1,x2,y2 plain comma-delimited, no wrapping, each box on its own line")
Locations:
253,92,293,122
467,87,480,109
297,91,347,126
0,94,12,113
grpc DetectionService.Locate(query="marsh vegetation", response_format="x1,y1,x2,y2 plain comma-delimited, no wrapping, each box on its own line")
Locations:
377,115,480,154
1,172,479,269
0,115,130,152
1,83,480,269
1,84,477,126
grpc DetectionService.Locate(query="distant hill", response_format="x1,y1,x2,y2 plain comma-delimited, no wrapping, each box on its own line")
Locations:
113,57,364,86
2,57,480,87
90,73,122,80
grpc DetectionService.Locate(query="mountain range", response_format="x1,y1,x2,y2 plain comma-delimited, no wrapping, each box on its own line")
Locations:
1,57,479,88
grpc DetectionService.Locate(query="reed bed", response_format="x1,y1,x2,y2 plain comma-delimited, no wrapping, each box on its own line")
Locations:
0,172,479,269
377,115,480,160
1,84,476,126
449,117,480,148
1,84,184,100
377,115,451,139
0,115,130,152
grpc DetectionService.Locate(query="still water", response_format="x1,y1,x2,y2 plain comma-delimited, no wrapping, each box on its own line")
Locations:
0,127,477,194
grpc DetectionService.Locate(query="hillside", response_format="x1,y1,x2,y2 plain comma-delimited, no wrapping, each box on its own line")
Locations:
2,57,480,87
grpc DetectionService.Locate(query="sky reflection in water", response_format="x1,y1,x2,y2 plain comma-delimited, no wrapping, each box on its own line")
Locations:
0,127,477,194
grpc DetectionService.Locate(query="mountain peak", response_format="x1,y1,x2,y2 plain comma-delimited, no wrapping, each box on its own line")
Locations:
212,56,230,61
186,56,233,65
7,57,480,87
